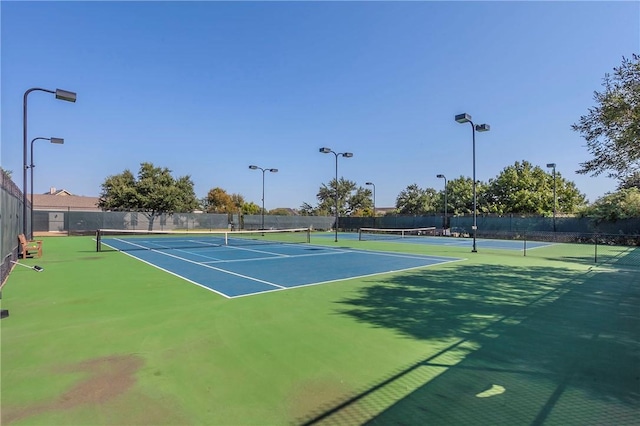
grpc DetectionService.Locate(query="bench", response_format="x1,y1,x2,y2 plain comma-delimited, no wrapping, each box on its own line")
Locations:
18,234,42,259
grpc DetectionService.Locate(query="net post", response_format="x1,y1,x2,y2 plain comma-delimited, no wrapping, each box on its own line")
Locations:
358,228,362,241
523,231,527,257
306,227,311,243
225,231,229,246
594,232,598,264
96,229,101,252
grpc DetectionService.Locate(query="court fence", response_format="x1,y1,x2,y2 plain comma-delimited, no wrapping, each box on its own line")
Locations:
340,215,640,235
33,210,335,235
1,170,27,286
31,210,640,237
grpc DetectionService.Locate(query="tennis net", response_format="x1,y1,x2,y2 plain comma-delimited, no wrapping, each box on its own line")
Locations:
96,228,311,252
359,227,437,241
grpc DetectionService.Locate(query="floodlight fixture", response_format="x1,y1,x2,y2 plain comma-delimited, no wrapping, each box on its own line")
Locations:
23,86,77,237
436,174,448,230
365,182,376,227
249,165,278,231
319,147,353,241
29,137,65,237
455,112,490,252
455,113,471,124
55,89,77,103
546,163,557,232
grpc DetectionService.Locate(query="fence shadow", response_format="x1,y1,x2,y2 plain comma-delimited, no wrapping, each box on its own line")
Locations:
299,263,640,425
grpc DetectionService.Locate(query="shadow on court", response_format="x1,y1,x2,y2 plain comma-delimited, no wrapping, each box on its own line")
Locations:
299,262,639,425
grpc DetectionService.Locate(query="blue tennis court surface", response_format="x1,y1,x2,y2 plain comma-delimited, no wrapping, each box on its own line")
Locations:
316,232,553,251
101,238,463,298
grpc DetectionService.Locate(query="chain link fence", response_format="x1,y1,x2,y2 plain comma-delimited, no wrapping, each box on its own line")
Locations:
33,210,335,235
1,170,25,286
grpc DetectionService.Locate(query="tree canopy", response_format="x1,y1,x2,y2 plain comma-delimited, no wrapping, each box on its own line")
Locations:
580,187,640,222
98,162,199,229
485,161,586,215
572,54,640,182
395,184,438,215
303,178,372,216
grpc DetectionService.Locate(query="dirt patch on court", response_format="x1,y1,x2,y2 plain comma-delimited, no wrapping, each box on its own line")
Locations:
2,354,144,424
288,378,353,423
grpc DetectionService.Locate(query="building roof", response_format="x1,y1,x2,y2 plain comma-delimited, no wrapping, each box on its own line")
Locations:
32,191,101,211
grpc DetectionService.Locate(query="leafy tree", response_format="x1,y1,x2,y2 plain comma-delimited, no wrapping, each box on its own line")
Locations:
581,187,640,221
348,186,373,217
231,193,245,212
395,184,438,215
298,202,317,216
242,202,261,215
314,178,371,216
485,161,586,215
269,208,293,216
618,171,640,190
572,54,640,182
99,162,198,230
445,177,475,215
205,187,236,213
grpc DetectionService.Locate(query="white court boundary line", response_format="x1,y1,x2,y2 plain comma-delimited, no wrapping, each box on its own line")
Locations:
100,240,466,299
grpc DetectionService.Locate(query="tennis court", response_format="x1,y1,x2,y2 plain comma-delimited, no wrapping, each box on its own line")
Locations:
99,229,464,298
2,234,638,425
317,229,553,251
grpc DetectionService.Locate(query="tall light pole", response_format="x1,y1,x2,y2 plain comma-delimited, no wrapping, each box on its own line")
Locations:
30,137,64,236
319,147,353,242
436,174,447,232
249,165,278,230
455,113,490,253
365,182,376,228
546,163,557,232
23,87,76,237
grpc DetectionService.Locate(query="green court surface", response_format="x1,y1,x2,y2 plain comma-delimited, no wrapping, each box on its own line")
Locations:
1,235,638,425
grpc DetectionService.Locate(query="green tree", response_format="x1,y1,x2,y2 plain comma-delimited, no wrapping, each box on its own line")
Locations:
347,186,373,216
618,171,640,190
485,161,586,215
572,54,640,182
395,184,438,215
298,202,317,216
315,178,371,216
269,208,293,216
581,187,640,221
99,162,198,230
445,177,475,215
242,202,261,215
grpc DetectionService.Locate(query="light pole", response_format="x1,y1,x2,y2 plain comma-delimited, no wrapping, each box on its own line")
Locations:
365,182,376,228
23,87,76,237
319,147,353,242
455,113,490,253
249,165,278,231
30,137,64,236
546,163,557,232
436,174,447,232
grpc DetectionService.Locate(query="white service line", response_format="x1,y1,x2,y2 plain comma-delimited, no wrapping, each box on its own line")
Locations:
136,247,287,289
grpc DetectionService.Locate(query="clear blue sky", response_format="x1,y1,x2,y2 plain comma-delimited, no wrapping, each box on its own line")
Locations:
1,1,638,210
